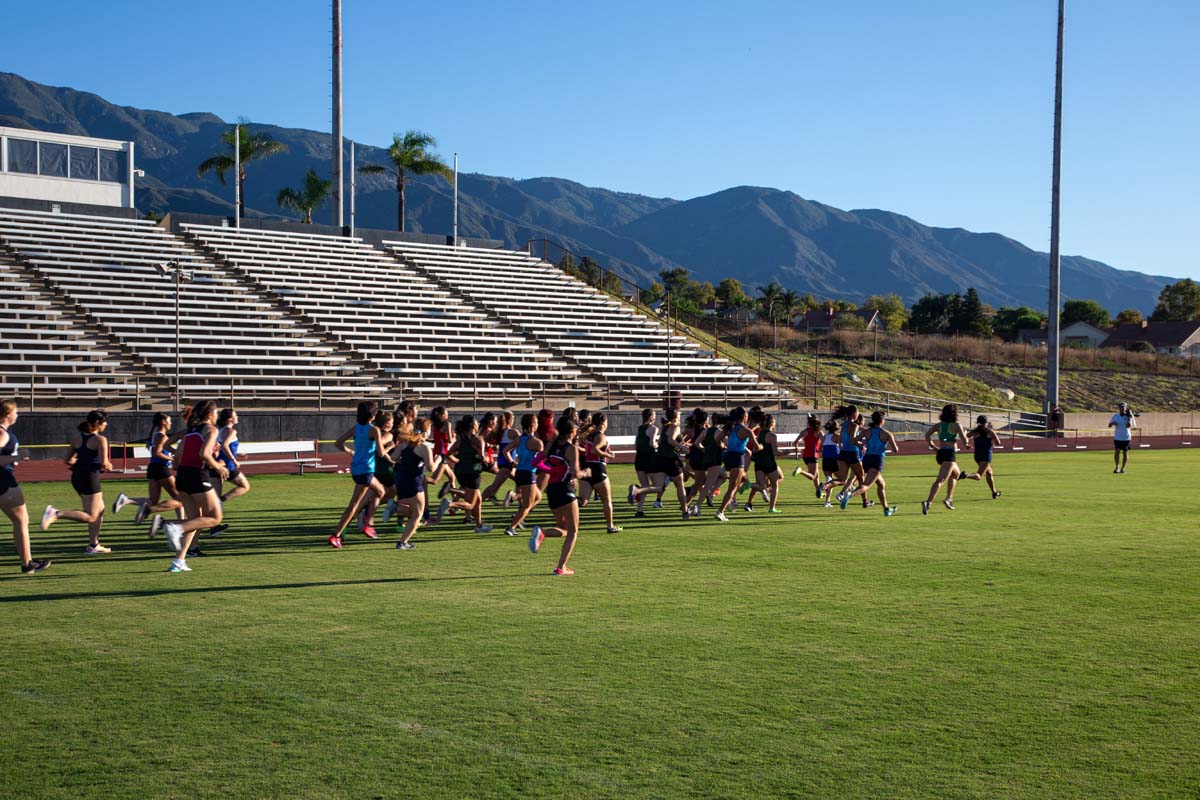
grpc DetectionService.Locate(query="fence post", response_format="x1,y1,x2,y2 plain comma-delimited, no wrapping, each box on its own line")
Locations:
318,380,324,411
29,373,35,413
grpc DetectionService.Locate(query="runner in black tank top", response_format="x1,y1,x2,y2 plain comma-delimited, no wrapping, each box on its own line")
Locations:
41,410,115,555
528,417,584,576
0,399,51,574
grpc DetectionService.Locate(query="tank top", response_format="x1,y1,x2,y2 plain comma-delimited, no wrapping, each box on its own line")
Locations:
218,426,239,468
351,423,376,475
544,439,574,485
821,432,840,460
178,425,213,469
515,434,538,472
802,429,821,459
726,425,750,454
635,424,655,459
147,431,172,467
585,431,607,464
865,427,888,457
657,425,681,462
938,422,958,447
431,423,450,457
455,436,483,474
73,432,101,473
0,426,17,476
840,423,860,454
687,427,704,459
500,428,515,450
973,429,994,456
394,444,425,484
702,427,723,464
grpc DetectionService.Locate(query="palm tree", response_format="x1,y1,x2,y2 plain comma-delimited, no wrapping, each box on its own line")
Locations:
197,120,288,218
358,131,451,232
276,170,332,224
757,282,784,350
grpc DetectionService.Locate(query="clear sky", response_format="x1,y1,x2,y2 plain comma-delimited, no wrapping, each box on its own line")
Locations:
5,0,1198,279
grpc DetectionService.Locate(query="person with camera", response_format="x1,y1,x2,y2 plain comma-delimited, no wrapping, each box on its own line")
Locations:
1108,402,1136,473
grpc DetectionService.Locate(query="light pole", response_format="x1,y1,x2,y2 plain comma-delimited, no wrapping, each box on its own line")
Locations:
155,261,192,412
1046,0,1065,413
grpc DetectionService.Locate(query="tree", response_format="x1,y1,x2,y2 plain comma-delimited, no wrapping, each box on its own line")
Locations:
1114,308,1143,326
1150,278,1200,322
756,282,784,322
993,306,1047,341
642,281,665,306
197,120,288,218
578,256,602,287
778,289,802,326
908,293,955,334
358,130,451,232
832,314,868,331
950,288,990,337
864,294,909,331
1061,299,1111,328
716,278,751,309
276,169,332,224
658,267,692,297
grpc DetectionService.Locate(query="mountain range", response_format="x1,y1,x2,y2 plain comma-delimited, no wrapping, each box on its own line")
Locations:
0,72,1175,313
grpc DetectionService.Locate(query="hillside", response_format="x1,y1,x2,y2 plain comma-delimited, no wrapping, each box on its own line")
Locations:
0,71,1177,312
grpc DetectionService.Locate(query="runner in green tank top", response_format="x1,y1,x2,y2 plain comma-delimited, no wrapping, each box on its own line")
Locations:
922,404,966,514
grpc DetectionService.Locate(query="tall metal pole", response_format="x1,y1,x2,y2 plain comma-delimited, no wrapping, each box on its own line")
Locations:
175,269,181,413
331,0,344,227
1046,0,1065,412
234,123,241,228
349,140,356,237
453,152,459,246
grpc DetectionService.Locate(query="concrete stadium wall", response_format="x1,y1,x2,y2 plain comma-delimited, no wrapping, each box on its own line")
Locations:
0,194,138,219
1063,412,1200,437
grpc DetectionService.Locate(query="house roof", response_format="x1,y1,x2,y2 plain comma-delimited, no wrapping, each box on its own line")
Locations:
1101,320,1200,348
796,308,879,327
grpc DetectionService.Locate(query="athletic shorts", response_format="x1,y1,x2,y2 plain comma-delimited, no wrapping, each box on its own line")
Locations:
395,479,422,500
803,457,818,467
838,450,861,465
582,461,608,485
374,465,393,486
936,448,957,465
497,453,514,470
455,470,481,491
657,456,683,478
755,458,779,476
351,472,374,486
208,468,224,498
0,471,18,496
1114,440,1130,451
862,454,884,472
634,455,656,474
147,463,172,482
974,453,993,465
547,482,577,510
687,451,704,471
176,466,213,495
514,469,535,487
70,470,101,497
822,457,841,475
723,451,745,471
226,468,242,482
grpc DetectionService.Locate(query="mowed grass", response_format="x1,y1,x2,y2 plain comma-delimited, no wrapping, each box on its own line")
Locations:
2,450,1199,799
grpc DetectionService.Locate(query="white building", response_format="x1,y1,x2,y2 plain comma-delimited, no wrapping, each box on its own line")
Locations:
0,127,135,209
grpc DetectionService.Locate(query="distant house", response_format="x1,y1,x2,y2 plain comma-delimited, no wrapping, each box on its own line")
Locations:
700,300,753,321
1101,320,1200,356
793,308,883,332
1015,321,1111,349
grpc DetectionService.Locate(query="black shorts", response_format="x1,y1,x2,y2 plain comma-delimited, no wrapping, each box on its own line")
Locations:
0,470,18,496
395,478,422,500
1114,440,1130,451
455,470,481,491
822,457,841,475
755,457,779,476
514,469,535,487
974,453,993,465
147,463,172,482
374,466,393,486
71,470,101,496
547,482,577,510
634,455,656,474
582,461,608,485
839,450,861,465
723,451,745,471
687,450,704,471
862,454,884,472
803,457,818,467
657,457,683,478
936,448,957,465
226,468,242,483
351,472,374,486
176,466,214,495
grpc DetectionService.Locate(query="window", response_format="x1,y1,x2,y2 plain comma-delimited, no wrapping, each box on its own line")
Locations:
39,142,68,177
69,145,99,181
99,149,126,183
8,138,37,174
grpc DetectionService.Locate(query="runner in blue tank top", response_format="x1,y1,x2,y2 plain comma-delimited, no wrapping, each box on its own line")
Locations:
714,407,759,522
329,401,391,548
823,406,867,510
963,415,1003,500
111,411,184,531
504,414,545,536
843,411,900,515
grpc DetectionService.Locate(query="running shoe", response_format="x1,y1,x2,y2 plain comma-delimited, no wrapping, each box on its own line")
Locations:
743,503,755,513
163,522,183,552
437,498,451,519
40,505,56,531
503,491,515,509
328,534,343,549
382,499,397,524
652,500,663,509
1113,469,1120,474
823,501,833,509
862,501,876,509
474,525,493,534
150,514,163,539
84,544,112,555
186,547,205,558
529,525,544,554
768,508,783,514
607,525,623,533
714,511,729,522
688,504,700,517
395,541,415,550
792,466,804,477
839,492,850,510
815,487,822,499
167,558,191,573
943,498,955,511
634,510,646,518
20,559,51,575
209,524,229,537
363,525,379,539
133,502,149,526
627,485,636,505
921,501,931,515
705,495,714,507
884,505,898,517
992,490,1002,499
504,526,518,537
112,492,132,514
553,567,575,576
1119,469,1126,474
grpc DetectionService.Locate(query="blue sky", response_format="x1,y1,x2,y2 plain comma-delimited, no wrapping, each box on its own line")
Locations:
5,0,1198,279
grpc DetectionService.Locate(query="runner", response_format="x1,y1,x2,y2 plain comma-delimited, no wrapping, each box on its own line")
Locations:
438,415,493,533
818,419,841,508
714,407,759,522
792,414,822,496
745,414,784,513
579,412,621,533
328,400,390,548
963,415,1003,499
685,411,727,516
528,417,585,576
0,400,50,574
391,418,435,550
41,410,114,554
1109,402,1136,474
630,408,690,520
843,410,900,515
626,409,658,518
360,409,395,530
922,404,966,514
504,414,543,536
480,411,517,504
428,406,457,501
111,412,184,531
157,401,228,572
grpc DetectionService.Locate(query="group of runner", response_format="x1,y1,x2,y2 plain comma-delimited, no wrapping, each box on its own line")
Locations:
1,397,1006,577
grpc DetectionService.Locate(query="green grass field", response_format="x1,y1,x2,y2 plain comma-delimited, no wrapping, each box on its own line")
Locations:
2,450,1198,799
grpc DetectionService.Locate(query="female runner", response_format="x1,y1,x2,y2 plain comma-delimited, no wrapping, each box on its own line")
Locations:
428,406,457,500
41,410,114,554
578,412,621,533
328,400,390,547
0,400,50,574
631,408,690,520
158,401,228,572
685,412,726,516
439,416,493,533
714,407,758,522
745,414,784,513
391,418,435,549
963,415,1003,499
481,411,517,504
626,408,659,517
504,414,543,536
792,414,823,495
528,416,586,576
360,409,395,530
112,412,184,531
922,404,966,514
818,419,841,508
843,411,900,515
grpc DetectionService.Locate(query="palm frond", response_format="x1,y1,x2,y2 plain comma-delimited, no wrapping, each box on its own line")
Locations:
276,187,303,213
357,163,389,175
197,154,234,183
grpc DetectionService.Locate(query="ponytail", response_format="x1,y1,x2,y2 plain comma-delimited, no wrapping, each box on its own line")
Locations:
78,409,107,433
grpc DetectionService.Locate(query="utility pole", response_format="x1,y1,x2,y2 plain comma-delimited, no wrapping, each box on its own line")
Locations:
331,0,344,227
1046,0,1065,413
